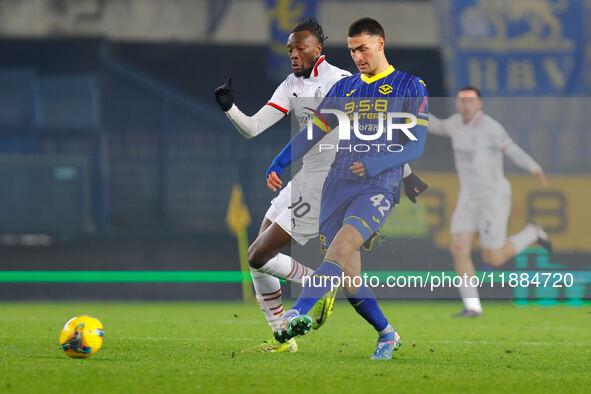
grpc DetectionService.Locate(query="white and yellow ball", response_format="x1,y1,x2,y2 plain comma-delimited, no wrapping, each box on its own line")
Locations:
59,315,104,358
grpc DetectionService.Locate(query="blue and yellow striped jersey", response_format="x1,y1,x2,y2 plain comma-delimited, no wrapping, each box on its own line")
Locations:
320,65,429,196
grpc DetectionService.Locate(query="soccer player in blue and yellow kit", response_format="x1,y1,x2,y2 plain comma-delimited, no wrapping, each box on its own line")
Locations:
265,18,429,359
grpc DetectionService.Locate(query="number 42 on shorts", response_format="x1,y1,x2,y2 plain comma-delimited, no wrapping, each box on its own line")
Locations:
370,193,391,222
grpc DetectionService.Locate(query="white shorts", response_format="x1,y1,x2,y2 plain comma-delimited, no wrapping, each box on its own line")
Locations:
264,170,327,245
450,192,511,249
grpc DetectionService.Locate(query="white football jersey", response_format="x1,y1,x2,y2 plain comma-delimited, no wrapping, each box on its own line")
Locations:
267,56,351,173
429,110,514,197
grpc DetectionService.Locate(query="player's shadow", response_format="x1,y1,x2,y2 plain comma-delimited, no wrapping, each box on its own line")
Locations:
27,354,115,361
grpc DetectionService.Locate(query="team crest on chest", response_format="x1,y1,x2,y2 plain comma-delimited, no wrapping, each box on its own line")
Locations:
378,84,393,95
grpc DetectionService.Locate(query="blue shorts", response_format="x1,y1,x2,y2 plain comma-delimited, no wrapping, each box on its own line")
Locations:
318,176,395,253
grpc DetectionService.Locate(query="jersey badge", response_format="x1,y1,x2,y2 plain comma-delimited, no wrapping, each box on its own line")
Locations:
378,84,393,95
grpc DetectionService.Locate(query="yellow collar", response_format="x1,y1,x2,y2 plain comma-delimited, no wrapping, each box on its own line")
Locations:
360,65,395,84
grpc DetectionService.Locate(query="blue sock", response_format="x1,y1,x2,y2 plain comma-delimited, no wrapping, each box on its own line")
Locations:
346,285,389,332
291,259,343,315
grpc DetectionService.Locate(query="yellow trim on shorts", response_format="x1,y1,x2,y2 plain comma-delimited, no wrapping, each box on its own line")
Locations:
323,258,343,269
343,215,374,236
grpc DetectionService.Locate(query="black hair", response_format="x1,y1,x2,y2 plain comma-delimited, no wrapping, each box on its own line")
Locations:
292,17,327,45
347,17,385,39
457,85,482,98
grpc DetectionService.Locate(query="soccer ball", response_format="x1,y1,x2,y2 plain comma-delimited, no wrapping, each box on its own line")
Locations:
59,315,104,358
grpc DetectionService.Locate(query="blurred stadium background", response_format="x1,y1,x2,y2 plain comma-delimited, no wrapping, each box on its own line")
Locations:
0,0,589,302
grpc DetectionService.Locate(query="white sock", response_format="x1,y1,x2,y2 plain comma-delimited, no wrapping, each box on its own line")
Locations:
458,278,482,313
509,224,538,254
378,324,394,335
258,253,314,285
250,268,284,332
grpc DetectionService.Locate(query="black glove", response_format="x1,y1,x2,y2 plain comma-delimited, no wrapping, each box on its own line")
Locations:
403,172,428,203
214,77,234,112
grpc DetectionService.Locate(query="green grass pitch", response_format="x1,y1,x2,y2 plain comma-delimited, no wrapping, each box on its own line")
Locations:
1,301,590,393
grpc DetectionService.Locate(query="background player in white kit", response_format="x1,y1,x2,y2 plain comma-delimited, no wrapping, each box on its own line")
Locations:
428,86,552,317
214,18,427,351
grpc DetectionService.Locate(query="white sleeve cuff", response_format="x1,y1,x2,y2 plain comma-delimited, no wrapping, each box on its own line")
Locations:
403,163,411,178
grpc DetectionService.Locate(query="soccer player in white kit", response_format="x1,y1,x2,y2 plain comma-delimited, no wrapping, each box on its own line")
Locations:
214,18,427,351
428,86,552,317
